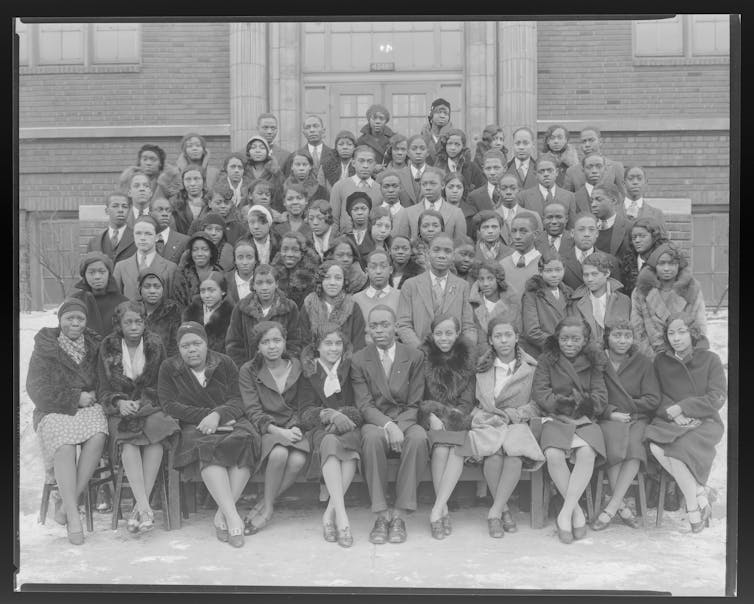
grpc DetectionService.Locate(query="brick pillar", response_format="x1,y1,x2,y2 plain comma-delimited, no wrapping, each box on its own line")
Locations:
498,21,538,151
464,22,498,147
269,22,301,152
230,22,268,152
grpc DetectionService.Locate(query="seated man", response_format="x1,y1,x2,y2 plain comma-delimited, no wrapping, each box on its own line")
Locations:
396,233,476,348
562,213,622,291
534,201,574,256
562,126,626,196
591,183,632,260
352,305,428,545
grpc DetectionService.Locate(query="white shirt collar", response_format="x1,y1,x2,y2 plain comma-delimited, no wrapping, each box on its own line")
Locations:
576,247,595,263
110,224,127,238
637,255,646,270
539,184,556,198
136,249,157,267
499,204,519,221
255,237,271,263
382,201,402,216
511,248,541,267
235,271,252,299
365,284,393,299
602,214,617,229
424,198,443,211
351,174,374,188
585,182,594,195
493,357,516,372
157,226,170,242
430,271,448,288
625,196,644,209
410,164,425,180
378,342,396,362
516,158,530,171
308,143,323,154
487,182,497,199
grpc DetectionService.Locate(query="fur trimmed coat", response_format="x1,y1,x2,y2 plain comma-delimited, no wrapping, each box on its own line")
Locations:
270,249,321,308
299,292,367,353
225,291,302,369
468,282,522,347
170,192,211,235
521,275,574,357
630,266,707,358
145,298,182,358
389,258,425,290
356,123,395,165
171,259,224,309
70,276,128,338
571,278,631,344
181,295,235,354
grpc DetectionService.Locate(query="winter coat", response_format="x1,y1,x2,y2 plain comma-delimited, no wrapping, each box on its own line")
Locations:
27,326,102,430
170,192,212,235
321,153,356,188
389,258,425,290
170,259,224,309
118,164,181,203
213,174,253,212
571,278,632,344
631,267,707,358
434,150,487,195
225,291,302,368
468,282,522,345
521,275,574,357
356,123,395,164
282,174,328,204
188,207,249,247
420,122,454,164
299,292,367,353
70,276,129,338
243,157,285,212
181,295,235,354
473,140,509,173
270,248,321,308
175,151,220,193
144,298,182,358
547,144,580,188
178,240,235,273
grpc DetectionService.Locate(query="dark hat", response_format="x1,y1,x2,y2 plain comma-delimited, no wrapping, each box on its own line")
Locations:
334,130,357,146
345,191,373,215
176,321,208,344
58,297,88,319
202,212,226,228
79,251,113,277
366,104,391,122
137,268,165,289
646,243,675,269
431,98,451,113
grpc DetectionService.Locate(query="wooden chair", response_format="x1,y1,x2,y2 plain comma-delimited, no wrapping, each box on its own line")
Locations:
655,470,671,528
592,467,648,528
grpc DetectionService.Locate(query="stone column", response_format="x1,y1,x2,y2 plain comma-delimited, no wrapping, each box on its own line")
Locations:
229,22,268,152
498,21,538,149
269,22,301,152
464,21,498,145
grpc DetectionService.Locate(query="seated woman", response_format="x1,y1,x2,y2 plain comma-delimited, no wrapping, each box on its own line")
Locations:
71,252,129,337
643,312,726,533
171,233,223,308
298,324,363,547
174,132,220,193
619,217,669,298
26,298,108,545
181,272,235,354
463,316,543,537
239,321,311,534
138,269,182,358
532,316,608,544
271,231,321,308
325,235,368,294
468,259,521,351
97,301,180,533
170,167,211,235
388,235,424,290
299,259,367,353
225,264,302,368
157,322,261,548
224,239,257,305
591,319,660,531
417,315,476,540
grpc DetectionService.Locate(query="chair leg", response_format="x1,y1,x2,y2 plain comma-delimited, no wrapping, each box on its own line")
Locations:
656,472,667,528
84,484,94,532
585,481,595,524
185,482,197,514
158,463,170,531
39,484,53,525
636,472,647,529
594,469,605,515
111,464,125,530
530,469,545,529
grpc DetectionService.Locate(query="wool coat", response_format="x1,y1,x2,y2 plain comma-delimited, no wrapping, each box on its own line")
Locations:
244,157,286,211
389,258,425,290
157,350,260,475
521,275,574,357
170,260,224,309
630,266,707,358
321,153,356,188
468,282,522,344
178,241,235,273
643,342,726,484
180,295,235,354
356,123,395,164
225,291,302,368
157,228,191,266
516,185,576,224
503,157,539,190
392,199,467,243
170,193,211,235
433,154,487,195
571,278,632,344
563,158,626,196
144,298,182,358
533,231,575,257
560,247,623,292
594,213,633,260
87,226,136,265
70,277,129,338
270,249,321,308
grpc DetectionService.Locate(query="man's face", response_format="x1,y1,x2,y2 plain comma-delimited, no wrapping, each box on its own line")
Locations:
380,175,401,204
543,204,567,237
510,217,535,253
368,308,396,348
149,198,172,229
483,159,505,185
498,175,519,206
584,156,606,185
106,196,129,227
303,117,324,145
580,129,601,155
536,160,557,189
625,167,647,200
573,217,598,250
428,236,454,272
258,117,278,145
590,189,615,220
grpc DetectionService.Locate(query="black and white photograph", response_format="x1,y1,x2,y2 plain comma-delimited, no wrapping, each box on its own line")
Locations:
15,15,737,595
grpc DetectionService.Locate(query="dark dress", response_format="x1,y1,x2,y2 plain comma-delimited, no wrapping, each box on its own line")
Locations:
157,350,261,479
238,356,312,464
144,298,182,358
297,346,363,480
532,345,608,462
181,295,235,354
521,275,574,357
643,342,726,485
270,249,321,308
96,331,180,461
600,350,661,468
70,276,128,337
299,293,367,353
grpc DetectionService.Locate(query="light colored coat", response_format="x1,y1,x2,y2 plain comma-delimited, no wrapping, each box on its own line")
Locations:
392,199,467,243
113,253,177,301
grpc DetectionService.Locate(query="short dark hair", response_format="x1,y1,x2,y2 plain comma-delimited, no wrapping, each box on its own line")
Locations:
582,251,613,275
512,126,535,141
106,191,131,207
368,304,397,323
474,209,504,232
603,319,636,353
482,149,506,163
252,263,278,282
662,311,702,350
470,259,509,292
113,300,147,331
592,183,621,204
308,199,334,225
511,212,539,231
137,144,166,171
582,152,606,167
314,259,349,298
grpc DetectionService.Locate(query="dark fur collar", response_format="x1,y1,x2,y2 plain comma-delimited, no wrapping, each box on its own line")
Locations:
165,348,223,376
390,259,424,288
422,336,476,378
543,341,607,371
635,266,699,303
236,291,296,321
300,343,353,378
99,331,164,385
183,296,235,336
525,274,573,298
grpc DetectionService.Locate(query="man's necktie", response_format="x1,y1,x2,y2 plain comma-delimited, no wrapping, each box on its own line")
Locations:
155,236,165,255
627,200,639,219
381,350,392,377
517,165,526,183
139,253,147,268
516,255,526,268
545,189,554,204
109,230,119,250
491,186,501,206
599,219,609,231
413,175,422,199
432,279,444,312
312,147,320,171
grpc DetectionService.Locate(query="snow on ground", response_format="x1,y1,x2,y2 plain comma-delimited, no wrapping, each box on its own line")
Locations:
15,309,732,593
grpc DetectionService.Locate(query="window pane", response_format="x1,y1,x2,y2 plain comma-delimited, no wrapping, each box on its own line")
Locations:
692,15,730,55
93,23,139,63
39,23,84,64
634,17,683,56
15,18,27,65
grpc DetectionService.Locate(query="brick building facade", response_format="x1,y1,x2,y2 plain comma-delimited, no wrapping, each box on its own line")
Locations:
17,18,732,310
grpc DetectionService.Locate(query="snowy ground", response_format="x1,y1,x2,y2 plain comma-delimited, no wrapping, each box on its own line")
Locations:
15,309,732,594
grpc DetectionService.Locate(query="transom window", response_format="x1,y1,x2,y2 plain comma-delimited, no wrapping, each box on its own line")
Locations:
633,15,729,59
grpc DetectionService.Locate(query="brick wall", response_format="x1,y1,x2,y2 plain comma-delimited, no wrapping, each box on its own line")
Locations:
537,20,730,119
19,23,230,127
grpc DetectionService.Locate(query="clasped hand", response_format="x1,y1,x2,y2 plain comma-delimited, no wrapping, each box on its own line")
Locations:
78,391,96,408
118,399,140,416
385,422,404,453
197,411,221,435
610,411,631,423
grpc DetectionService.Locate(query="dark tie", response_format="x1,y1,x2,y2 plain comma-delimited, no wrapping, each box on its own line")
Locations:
413,176,422,199
381,350,392,378
517,165,526,183
516,255,526,268
432,278,444,312
109,230,119,251
545,189,554,204
156,236,165,255
491,186,501,206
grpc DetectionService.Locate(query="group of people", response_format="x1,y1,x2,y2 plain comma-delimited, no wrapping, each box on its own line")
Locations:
27,99,726,551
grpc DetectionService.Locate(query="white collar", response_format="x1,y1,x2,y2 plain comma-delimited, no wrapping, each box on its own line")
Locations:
585,182,595,195
602,214,617,229
110,224,127,237
410,164,426,179
424,198,443,211
487,182,497,198
539,184,556,198
549,233,562,243
576,247,595,262
589,290,607,301
351,174,374,188
365,284,393,298
136,249,157,266
382,201,402,215
516,158,530,170
157,226,170,242
235,271,252,285
625,196,644,209
377,342,396,362
430,271,448,286
493,357,516,372
511,248,540,266
308,143,323,153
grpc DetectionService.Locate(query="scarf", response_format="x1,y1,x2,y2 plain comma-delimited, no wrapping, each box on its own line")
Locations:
479,240,504,261
228,176,242,206
58,331,87,365
318,358,342,397
303,291,354,333
121,338,146,380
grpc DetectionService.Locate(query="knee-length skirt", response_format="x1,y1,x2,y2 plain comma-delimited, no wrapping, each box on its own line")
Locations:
107,411,181,463
259,431,311,466
599,418,650,468
303,427,361,481
539,419,606,464
37,404,108,469
643,417,723,485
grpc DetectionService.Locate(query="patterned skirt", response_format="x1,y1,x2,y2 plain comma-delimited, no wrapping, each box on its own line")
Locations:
37,404,109,469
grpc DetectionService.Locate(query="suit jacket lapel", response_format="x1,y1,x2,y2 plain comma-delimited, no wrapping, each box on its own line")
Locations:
418,273,435,317
369,346,396,404
611,217,627,256
440,275,458,315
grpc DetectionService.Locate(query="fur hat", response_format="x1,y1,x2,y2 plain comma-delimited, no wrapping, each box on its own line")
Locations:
345,191,372,215
79,251,113,277
202,212,226,229
57,297,88,319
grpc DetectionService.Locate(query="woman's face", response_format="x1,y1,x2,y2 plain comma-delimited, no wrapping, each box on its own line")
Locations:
59,310,86,341
322,264,345,298
419,216,442,242
184,137,205,162
84,261,109,292
490,132,505,151
291,155,312,180
120,309,145,343
280,238,303,268
432,318,458,353
203,224,224,247
390,238,411,266
489,322,517,360
139,150,161,176
251,186,272,207
234,244,256,278
631,227,654,255
336,138,355,161
445,135,463,160
407,139,427,165
332,243,354,270
226,157,244,184
284,191,307,216
139,275,164,305
191,240,211,268
129,174,153,206
349,201,370,228
431,105,450,128
253,272,277,303
183,170,204,198
453,244,475,274
413,245,427,269
444,178,464,204
179,334,207,369
248,215,270,241
477,267,498,298
258,327,285,362
655,253,680,282
368,112,387,134
247,140,268,163
318,331,344,365
209,194,232,218
547,128,567,152
608,328,634,356
541,260,565,288
666,318,693,355
371,216,392,243
391,141,408,165
558,325,586,358
308,209,330,237
199,279,223,308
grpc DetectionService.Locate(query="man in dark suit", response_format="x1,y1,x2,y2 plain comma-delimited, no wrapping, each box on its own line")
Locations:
149,197,189,265
466,149,505,216
534,202,575,257
503,127,538,190
562,213,622,291
563,126,625,197
258,112,291,169
591,184,633,260
623,165,667,230
87,191,136,264
571,152,610,228
517,154,576,225
352,304,428,545
283,115,336,189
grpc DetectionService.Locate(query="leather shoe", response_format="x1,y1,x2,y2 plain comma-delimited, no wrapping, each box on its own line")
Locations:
323,522,337,543
572,523,587,540
617,507,640,529
369,516,389,545
556,518,574,544
591,509,614,531
337,527,353,548
430,519,445,540
441,515,452,536
228,527,245,548
487,517,504,538
388,517,407,543
501,510,517,533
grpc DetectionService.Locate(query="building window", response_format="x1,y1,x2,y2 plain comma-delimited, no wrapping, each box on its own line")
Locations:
633,15,729,60
16,20,141,68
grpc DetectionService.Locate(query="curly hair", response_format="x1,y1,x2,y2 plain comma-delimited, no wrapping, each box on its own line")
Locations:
179,166,207,197
310,323,348,351
544,316,592,358
603,319,637,354
314,259,349,299
137,144,166,171
112,300,147,332
307,199,334,225
250,320,288,365
538,249,565,271
582,250,614,275
325,235,362,267
470,259,509,293
662,311,702,351
543,124,570,153
186,233,219,269
620,218,670,295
